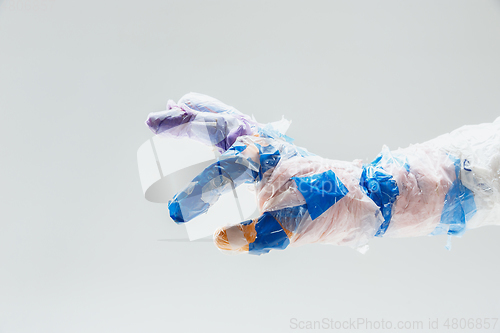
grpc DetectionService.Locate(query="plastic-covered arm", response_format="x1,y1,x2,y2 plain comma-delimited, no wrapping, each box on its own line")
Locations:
144,93,500,255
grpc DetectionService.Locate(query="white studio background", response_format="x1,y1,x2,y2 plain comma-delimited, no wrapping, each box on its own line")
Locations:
1,1,500,332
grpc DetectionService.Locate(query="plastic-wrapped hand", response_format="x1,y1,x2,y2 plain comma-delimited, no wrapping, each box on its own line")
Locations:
146,93,500,255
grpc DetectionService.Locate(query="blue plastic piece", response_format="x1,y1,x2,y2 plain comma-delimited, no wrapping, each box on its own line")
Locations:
225,143,247,155
360,165,399,237
259,151,280,176
430,155,476,237
292,170,349,220
168,156,258,223
248,212,291,255
360,148,409,237
268,204,309,234
169,201,183,222
254,143,282,180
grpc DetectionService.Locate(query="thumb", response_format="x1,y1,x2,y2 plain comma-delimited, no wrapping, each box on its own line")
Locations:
214,205,308,255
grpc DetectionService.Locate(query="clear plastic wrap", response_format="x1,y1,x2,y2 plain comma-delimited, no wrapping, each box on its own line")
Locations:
146,92,262,152
145,93,500,255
